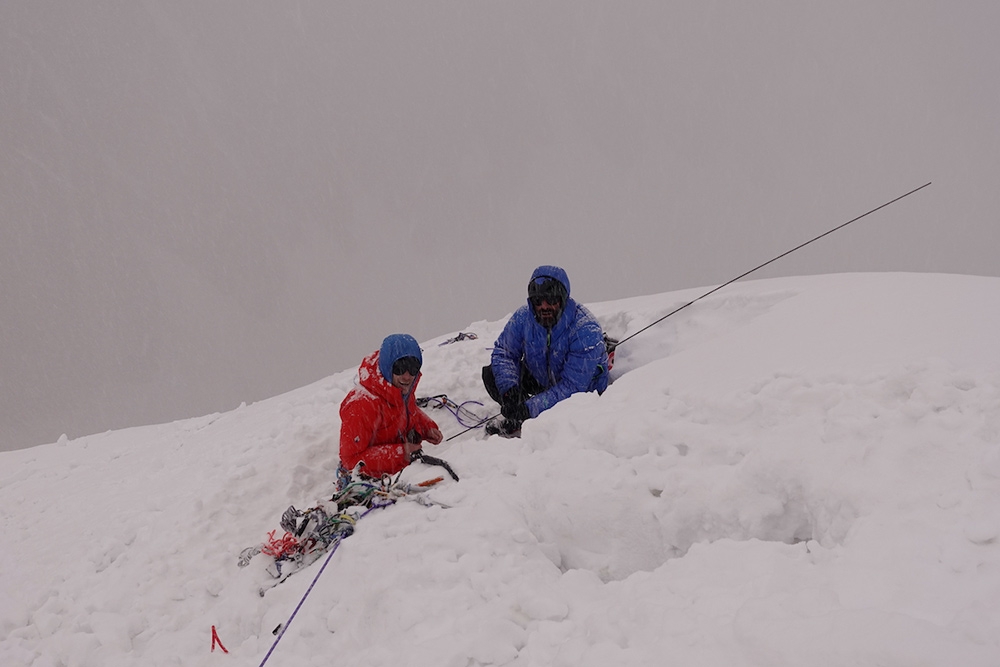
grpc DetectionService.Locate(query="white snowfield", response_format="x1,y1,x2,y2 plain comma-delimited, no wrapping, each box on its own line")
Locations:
3,272,1000,667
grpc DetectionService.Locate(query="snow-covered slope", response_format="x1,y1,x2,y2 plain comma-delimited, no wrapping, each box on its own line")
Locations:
3,273,1000,666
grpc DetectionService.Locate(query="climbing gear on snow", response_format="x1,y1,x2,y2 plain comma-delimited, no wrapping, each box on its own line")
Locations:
439,332,479,345
416,393,488,428
262,529,300,560
255,499,386,667
242,466,452,595
410,450,460,481
247,461,456,666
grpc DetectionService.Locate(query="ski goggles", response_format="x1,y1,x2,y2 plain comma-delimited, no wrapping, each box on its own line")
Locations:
391,356,421,376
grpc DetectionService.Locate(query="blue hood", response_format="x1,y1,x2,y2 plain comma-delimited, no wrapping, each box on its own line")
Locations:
527,265,571,304
378,333,423,382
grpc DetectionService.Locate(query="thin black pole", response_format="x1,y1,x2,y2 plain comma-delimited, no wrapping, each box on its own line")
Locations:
446,417,493,441
615,182,932,348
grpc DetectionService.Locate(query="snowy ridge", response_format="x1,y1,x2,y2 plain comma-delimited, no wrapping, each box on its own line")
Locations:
3,272,1000,666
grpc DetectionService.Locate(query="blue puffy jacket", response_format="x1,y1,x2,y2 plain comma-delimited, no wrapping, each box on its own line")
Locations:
491,265,610,418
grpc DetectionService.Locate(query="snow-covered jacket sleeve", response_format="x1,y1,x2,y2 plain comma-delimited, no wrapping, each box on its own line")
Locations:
339,392,409,477
408,403,440,440
525,312,606,418
490,308,530,397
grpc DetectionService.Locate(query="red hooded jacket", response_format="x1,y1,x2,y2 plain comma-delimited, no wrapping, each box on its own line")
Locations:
339,350,440,477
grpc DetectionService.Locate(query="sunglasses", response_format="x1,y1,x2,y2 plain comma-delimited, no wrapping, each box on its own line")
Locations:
391,356,421,376
530,295,562,308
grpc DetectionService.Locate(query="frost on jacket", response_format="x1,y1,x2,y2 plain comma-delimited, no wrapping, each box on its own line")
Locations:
339,350,439,477
491,266,610,419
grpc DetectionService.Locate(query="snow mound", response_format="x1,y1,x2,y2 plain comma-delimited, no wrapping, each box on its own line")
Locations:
3,273,1000,667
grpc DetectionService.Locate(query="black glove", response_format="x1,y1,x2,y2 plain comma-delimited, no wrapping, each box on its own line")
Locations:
406,429,422,445
501,400,530,422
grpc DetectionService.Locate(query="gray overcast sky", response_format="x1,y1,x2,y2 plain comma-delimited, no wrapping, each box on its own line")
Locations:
2,1,998,451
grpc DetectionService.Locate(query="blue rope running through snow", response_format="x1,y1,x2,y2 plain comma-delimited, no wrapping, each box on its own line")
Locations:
256,502,392,667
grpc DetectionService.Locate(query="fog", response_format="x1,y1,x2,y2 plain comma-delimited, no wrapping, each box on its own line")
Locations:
3,1,998,451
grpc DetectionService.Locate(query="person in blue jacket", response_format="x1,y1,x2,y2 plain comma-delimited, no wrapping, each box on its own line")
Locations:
483,265,610,437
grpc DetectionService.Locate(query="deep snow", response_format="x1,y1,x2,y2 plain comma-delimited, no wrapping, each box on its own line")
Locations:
3,272,1000,666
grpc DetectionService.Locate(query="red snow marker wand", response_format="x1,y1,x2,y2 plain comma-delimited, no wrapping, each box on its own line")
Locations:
211,625,229,653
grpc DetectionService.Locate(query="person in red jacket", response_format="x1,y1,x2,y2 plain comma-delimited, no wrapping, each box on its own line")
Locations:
339,333,443,479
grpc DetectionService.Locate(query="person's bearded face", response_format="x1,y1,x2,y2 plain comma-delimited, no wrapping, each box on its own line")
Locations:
532,296,562,328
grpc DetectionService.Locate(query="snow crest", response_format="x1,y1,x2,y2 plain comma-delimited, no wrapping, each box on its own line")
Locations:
4,273,1000,667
